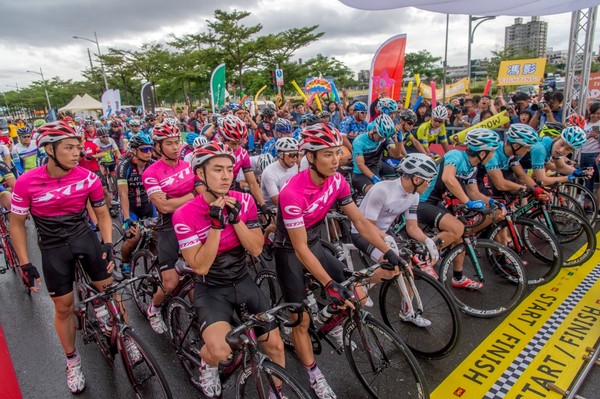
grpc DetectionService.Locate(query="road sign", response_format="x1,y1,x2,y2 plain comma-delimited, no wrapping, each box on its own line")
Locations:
275,69,284,86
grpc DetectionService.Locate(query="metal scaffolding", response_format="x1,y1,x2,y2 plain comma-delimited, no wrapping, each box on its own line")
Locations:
563,6,598,119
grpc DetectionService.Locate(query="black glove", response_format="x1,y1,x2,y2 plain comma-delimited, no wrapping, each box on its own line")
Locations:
101,243,114,263
381,249,408,271
209,205,226,229
259,203,275,215
85,155,94,161
227,200,242,224
21,263,40,288
325,280,353,306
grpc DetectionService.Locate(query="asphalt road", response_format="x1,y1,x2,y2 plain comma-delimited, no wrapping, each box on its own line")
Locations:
0,219,598,398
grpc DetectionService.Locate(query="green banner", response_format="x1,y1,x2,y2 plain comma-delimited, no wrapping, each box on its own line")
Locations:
210,63,226,113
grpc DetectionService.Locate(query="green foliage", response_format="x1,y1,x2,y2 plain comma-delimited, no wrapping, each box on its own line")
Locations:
487,47,537,77
404,50,443,80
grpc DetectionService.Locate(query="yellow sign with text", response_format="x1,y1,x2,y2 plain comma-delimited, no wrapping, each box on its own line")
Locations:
497,58,546,86
449,110,511,144
420,78,470,100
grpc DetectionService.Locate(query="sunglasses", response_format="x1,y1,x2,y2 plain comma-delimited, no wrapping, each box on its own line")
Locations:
356,111,367,114
403,120,415,125
20,135,31,139
285,152,299,158
138,147,153,153
433,118,445,123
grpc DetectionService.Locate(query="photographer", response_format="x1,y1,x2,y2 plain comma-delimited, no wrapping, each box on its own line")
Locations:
530,91,564,129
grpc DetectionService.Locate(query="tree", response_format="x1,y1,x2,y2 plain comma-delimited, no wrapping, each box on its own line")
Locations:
404,50,443,80
486,47,537,78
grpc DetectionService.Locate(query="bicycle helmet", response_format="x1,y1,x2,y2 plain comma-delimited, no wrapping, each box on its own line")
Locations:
163,117,178,127
539,122,565,138
376,97,398,115
399,109,417,124
221,115,248,142
84,119,94,126
566,113,586,129
129,119,141,127
398,153,437,179
300,123,343,152
193,135,209,148
17,127,32,136
129,133,153,148
301,113,315,124
561,126,586,149
303,114,322,126
275,137,299,153
36,121,81,147
431,106,449,120
97,127,109,137
506,123,539,146
275,119,294,135
100,116,107,121
94,121,103,129
151,122,180,142
256,153,275,174
262,107,275,118
191,142,234,171
318,110,331,118
73,125,85,138
219,106,230,115
145,113,156,122
185,133,199,146
370,114,396,139
34,119,46,128
352,101,367,112
465,129,501,152
110,120,120,128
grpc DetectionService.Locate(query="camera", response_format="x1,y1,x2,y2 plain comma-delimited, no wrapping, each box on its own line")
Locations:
531,102,546,112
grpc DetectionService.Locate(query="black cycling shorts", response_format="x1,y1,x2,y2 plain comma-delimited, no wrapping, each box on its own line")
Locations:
351,173,373,195
157,229,179,271
417,202,449,230
93,170,107,187
40,229,111,297
101,162,116,174
488,169,520,197
274,240,346,304
194,273,276,336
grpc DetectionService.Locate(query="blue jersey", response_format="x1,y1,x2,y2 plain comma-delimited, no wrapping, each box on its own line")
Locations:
262,138,279,158
351,133,393,174
340,116,368,141
484,145,521,172
529,136,554,170
421,150,476,203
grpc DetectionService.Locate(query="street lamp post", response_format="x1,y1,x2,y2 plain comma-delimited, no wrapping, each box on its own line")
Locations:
73,31,109,92
467,15,497,81
26,68,52,116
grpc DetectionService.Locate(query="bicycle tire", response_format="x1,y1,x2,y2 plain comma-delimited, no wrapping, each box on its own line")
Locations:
344,313,429,398
236,359,311,399
3,236,30,295
167,298,204,386
255,269,283,308
558,181,597,227
528,206,596,267
486,218,562,285
379,268,460,359
552,191,587,222
438,239,527,318
130,249,159,316
118,328,173,399
112,222,125,250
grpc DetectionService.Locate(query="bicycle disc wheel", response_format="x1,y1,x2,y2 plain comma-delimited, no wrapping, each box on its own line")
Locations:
344,313,429,398
439,239,527,318
130,249,159,316
529,207,596,267
236,359,311,399
167,298,203,385
558,181,597,227
118,328,173,398
486,218,562,285
379,269,460,359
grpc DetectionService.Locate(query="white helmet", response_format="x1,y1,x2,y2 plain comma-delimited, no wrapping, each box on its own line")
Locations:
193,135,209,148
256,153,275,174
431,106,449,120
398,153,438,179
275,137,299,153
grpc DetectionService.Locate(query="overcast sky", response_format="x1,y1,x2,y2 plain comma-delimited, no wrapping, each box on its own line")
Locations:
1,0,598,93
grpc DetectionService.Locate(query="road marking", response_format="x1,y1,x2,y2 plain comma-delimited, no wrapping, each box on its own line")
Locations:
432,237,600,399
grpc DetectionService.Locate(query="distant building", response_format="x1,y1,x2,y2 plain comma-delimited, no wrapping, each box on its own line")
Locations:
357,70,370,84
446,59,491,79
505,17,548,58
545,48,568,65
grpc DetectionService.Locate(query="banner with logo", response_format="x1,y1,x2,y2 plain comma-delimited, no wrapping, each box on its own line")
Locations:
210,63,227,113
497,58,546,86
587,72,600,100
304,77,334,93
101,89,121,117
368,34,407,117
449,110,511,144
420,78,470,101
140,83,155,114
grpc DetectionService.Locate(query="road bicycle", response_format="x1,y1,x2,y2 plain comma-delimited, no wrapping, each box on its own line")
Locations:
73,262,172,398
0,209,29,294
168,298,311,398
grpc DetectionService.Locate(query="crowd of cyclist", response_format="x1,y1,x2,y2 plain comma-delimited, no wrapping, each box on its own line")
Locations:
3,86,598,398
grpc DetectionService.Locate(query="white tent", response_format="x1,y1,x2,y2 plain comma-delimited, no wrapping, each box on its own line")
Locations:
58,93,102,118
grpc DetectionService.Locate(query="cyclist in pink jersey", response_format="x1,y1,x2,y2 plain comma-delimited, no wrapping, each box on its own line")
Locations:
172,142,285,397
273,123,407,399
9,121,118,394
220,115,272,214
142,122,195,334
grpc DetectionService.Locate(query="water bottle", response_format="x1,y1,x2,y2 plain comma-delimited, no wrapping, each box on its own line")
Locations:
305,292,319,321
317,304,340,324
93,301,113,336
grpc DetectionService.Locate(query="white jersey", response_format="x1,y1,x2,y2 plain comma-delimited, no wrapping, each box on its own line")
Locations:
236,155,260,183
351,179,419,233
260,161,298,201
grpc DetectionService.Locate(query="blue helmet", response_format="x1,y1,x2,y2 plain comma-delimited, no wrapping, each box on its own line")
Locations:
376,98,398,115
129,133,153,148
275,119,294,134
561,126,586,149
370,114,396,139
353,101,367,112
185,133,199,146
506,123,539,146
465,129,501,152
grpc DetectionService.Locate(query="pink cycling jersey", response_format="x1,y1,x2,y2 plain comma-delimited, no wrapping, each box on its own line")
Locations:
11,165,105,248
172,191,260,285
142,158,194,230
233,146,252,177
274,169,352,248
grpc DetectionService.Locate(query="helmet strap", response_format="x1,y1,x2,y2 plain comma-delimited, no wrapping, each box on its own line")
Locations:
158,141,178,162
509,142,522,156
476,150,490,164
201,165,225,201
409,175,425,194
308,152,328,180
48,142,72,172
280,154,294,169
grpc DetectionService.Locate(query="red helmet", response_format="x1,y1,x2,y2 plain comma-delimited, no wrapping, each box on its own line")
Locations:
220,115,248,142
151,122,180,142
36,121,80,147
299,123,343,152
63,116,73,123
566,113,585,129
191,142,234,171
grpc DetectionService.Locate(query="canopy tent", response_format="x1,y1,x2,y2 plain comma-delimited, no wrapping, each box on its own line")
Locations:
337,0,600,16
58,93,102,118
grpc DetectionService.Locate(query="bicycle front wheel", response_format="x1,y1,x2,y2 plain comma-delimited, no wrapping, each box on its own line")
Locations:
118,328,173,398
379,269,460,359
344,313,429,398
439,239,527,318
558,181,597,227
236,359,311,399
130,249,159,316
167,297,203,384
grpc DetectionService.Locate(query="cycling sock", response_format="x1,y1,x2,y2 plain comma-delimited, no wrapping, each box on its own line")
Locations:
149,303,160,315
453,271,463,281
305,361,322,381
66,349,80,367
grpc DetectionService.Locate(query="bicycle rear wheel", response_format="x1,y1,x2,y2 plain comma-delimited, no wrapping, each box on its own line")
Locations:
558,181,597,227
167,298,203,387
439,239,527,318
344,313,429,398
3,236,30,295
130,249,159,316
118,328,173,398
379,269,460,359
236,360,311,399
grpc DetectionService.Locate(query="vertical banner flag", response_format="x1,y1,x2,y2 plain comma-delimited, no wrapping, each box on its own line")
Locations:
101,89,121,117
140,83,155,115
368,34,407,119
210,63,226,113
